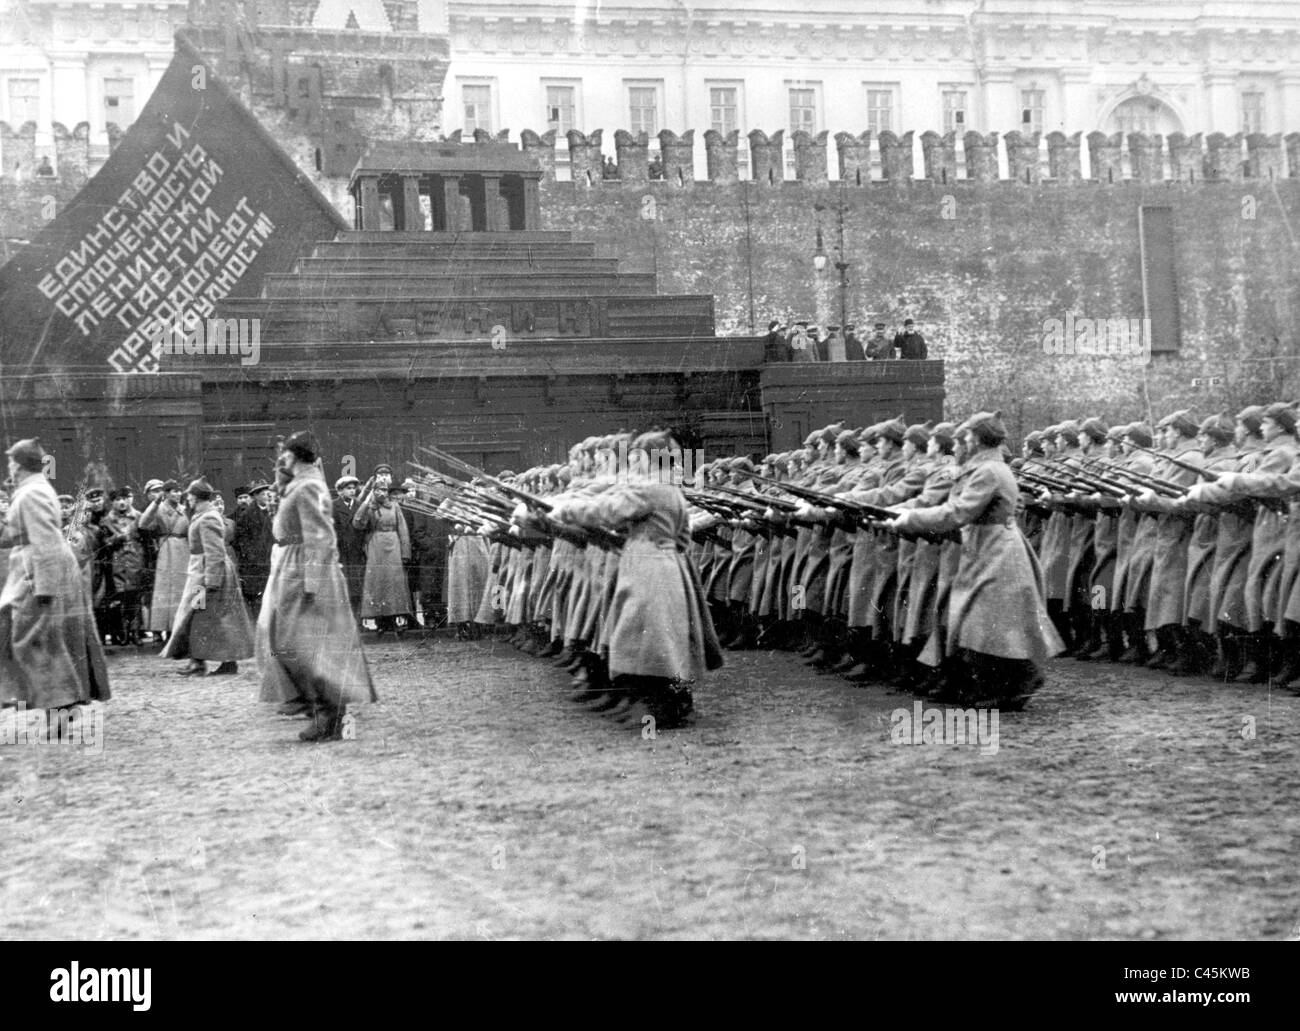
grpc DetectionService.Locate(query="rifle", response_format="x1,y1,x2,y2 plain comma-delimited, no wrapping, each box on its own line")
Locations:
416,448,625,550
1127,442,1219,482
741,470,901,523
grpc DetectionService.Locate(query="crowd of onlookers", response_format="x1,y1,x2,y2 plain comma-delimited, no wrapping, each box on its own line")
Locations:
0,467,451,648
763,317,928,363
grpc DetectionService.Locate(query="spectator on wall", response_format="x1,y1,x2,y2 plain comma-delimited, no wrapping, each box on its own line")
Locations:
862,322,893,360
894,318,928,360
763,319,792,363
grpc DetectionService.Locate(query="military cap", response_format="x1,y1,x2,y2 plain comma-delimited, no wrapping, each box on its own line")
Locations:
57,494,75,505
372,462,393,477
904,422,932,448
958,411,1008,447
143,478,166,494
727,456,755,472
161,479,181,493
247,480,272,495
1080,417,1109,444
84,487,105,500
1235,405,1265,435
1105,424,1127,443
1199,413,1235,443
1022,430,1045,454
818,422,846,444
109,486,134,501
281,430,321,464
1123,422,1155,448
5,438,45,473
335,475,360,491
834,429,861,456
388,479,413,495
1262,402,1298,435
234,484,251,498
1054,420,1082,446
187,477,215,499
931,422,958,450
1156,409,1199,437
874,415,907,445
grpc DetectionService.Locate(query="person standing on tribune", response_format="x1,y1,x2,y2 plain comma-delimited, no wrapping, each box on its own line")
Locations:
894,318,928,360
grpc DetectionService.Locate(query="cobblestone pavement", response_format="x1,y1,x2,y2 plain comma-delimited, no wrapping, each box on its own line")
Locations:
2,632,1298,940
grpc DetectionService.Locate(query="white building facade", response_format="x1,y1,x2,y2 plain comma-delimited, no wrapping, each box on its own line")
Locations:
444,0,1300,177
0,0,190,158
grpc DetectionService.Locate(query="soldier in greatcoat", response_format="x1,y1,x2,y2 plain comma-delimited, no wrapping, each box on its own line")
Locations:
139,479,189,642
0,438,110,711
885,412,1064,708
162,477,255,677
257,431,376,742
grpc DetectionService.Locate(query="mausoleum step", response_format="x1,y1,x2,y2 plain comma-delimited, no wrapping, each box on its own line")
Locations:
294,256,622,275
312,240,599,260
336,230,575,244
260,273,661,299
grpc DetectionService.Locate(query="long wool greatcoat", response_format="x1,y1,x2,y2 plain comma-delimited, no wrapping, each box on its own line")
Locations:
1179,445,1240,628
256,466,376,707
896,448,1064,662
1206,441,1262,633
556,481,723,683
139,498,190,631
353,495,411,619
0,474,111,708
447,532,490,623
162,506,255,662
1113,452,1159,613
1194,439,1300,629
1136,438,1205,631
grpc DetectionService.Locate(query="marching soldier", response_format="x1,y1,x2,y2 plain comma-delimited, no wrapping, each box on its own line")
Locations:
162,477,255,677
0,438,110,712
257,431,376,741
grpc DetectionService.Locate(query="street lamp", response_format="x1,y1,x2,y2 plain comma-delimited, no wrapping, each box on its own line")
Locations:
813,188,851,337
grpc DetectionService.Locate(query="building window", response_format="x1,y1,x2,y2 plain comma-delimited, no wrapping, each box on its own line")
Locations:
710,85,739,136
1020,89,1045,134
627,84,660,137
7,78,40,126
545,84,576,135
866,88,895,133
788,87,817,135
942,90,967,134
462,83,493,134
103,77,135,131
1241,91,1265,134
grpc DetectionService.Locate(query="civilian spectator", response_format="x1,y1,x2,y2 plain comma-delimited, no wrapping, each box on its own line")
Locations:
894,318,928,360
763,319,792,363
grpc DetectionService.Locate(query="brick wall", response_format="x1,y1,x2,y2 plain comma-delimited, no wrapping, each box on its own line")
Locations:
539,176,1300,439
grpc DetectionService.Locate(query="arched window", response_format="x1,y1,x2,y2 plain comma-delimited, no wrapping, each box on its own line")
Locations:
1109,96,1182,136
